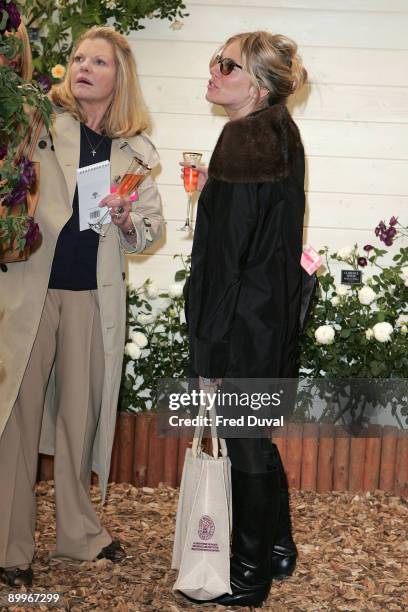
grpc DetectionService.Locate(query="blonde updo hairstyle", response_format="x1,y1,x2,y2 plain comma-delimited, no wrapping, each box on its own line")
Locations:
51,26,149,138
222,31,307,106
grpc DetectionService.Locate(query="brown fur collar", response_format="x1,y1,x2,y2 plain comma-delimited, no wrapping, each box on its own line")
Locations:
208,104,302,183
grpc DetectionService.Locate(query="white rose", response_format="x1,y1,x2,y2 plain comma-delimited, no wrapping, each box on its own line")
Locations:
396,314,408,327
315,325,335,345
401,325,407,335
399,266,408,287
337,246,354,261
372,322,393,343
124,342,141,359
331,296,340,307
127,281,138,294
105,0,116,8
137,313,156,325
130,331,148,348
145,283,159,299
168,282,184,299
365,328,374,340
335,284,350,297
358,286,377,306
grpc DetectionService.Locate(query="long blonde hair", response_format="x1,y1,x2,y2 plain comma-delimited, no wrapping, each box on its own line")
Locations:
51,26,149,137
220,31,307,105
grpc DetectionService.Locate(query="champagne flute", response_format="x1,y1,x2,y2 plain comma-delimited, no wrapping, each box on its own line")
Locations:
89,156,151,236
179,151,202,231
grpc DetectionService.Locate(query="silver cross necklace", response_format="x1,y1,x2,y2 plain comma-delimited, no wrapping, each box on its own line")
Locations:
82,124,106,157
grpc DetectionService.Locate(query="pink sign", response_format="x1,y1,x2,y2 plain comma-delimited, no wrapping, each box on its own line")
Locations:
301,246,323,275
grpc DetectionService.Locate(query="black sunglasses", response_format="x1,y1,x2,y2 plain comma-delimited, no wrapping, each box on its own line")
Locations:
211,54,243,76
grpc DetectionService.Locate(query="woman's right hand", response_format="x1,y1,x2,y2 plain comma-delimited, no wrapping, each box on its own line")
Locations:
179,162,208,192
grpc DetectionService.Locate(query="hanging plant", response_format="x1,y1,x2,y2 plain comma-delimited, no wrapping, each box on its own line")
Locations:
0,1,52,262
23,0,188,80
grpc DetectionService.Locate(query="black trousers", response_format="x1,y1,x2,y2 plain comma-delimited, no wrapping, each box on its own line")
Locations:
225,438,280,474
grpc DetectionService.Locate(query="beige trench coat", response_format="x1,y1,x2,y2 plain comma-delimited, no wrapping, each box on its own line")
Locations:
0,112,163,500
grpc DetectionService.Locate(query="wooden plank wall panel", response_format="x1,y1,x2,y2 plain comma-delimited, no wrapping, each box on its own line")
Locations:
132,7,408,50
148,113,407,159
153,149,408,195
126,2,407,288
139,77,408,124
134,41,408,87
155,185,408,226
186,0,407,10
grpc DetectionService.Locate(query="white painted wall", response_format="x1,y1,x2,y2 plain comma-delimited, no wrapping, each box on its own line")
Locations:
126,0,408,289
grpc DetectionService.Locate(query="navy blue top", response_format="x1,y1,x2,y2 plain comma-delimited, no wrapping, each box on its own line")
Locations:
48,123,112,290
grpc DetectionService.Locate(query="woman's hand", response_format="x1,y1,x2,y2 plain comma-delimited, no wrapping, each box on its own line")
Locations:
99,192,134,234
179,162,208,192
199,376,223,391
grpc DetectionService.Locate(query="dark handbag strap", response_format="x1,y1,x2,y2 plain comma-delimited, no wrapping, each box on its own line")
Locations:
15,111,45,163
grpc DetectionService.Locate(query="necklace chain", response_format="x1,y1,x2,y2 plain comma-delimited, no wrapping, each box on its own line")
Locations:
82,124,106,157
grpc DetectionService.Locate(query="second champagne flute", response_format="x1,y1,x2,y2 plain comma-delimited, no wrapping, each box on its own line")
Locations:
180,151,202,231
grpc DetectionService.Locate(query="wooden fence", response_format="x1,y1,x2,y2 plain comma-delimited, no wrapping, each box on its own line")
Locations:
38,413,408,496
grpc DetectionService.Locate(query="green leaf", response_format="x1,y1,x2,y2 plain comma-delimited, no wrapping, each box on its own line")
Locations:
370,361,382,376
0,11,9,33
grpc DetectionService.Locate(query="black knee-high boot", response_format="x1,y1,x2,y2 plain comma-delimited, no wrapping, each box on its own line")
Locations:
214,465,281,608
270,444,298,579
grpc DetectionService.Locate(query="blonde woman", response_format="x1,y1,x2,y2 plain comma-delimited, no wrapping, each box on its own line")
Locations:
0,26,163,587
185,31,307,607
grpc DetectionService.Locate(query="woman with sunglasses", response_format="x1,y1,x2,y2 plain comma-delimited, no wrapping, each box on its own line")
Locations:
184,31,307,607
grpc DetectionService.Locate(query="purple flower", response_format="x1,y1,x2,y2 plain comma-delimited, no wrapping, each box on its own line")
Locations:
0,1,21,33
389,216,398,226
2,158,36,208
374,222,385,237
363,244,374,252
36,73,52,93
387,227,397,238
24,217,40,247
383,236,393,247
18,158,36,189
358,257,368,267
0,145,7,159
7,2,20,29
2,186,26,207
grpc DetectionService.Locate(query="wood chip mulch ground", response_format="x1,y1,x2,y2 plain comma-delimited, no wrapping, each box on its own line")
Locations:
0,482,407,611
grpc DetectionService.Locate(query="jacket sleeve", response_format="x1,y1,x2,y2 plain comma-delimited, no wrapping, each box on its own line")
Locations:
119,138,163,254
192,182,259,377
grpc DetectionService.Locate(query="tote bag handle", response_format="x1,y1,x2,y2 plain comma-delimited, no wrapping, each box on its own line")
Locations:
191,385,228,459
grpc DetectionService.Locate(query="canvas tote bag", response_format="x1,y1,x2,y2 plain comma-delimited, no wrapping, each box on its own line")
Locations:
172,396,232,601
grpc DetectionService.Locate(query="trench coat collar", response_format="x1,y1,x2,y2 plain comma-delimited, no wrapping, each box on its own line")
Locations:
52,112,136,206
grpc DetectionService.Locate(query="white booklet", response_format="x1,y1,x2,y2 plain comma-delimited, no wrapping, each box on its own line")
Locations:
77,160,111,231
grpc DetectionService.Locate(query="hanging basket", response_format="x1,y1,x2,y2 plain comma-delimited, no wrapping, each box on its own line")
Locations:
0,161,40,264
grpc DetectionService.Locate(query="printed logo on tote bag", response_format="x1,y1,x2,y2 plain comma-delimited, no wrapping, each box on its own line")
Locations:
191,515,219,552
198,515,215,541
